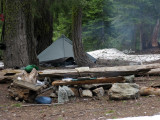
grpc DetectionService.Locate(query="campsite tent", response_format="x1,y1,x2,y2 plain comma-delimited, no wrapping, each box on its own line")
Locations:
38,35,96,64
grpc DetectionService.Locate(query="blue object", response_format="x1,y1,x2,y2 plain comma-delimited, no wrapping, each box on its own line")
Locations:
35,96,52,104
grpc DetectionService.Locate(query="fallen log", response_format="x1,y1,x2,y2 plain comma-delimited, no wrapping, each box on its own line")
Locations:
40,63,160,78
52,77,125,86
140,87,160,96
146,68,160,76
1,63,160,83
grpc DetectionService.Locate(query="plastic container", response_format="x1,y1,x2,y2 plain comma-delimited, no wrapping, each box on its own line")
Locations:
25,65,39,73
35,96,52,104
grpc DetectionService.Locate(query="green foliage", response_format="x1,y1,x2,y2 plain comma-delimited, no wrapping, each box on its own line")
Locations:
3,0,160,52
82,0,112,51
51,0,72,41
53,11,72,41
12,103,22,108
51,0,113,51
111,0,160,50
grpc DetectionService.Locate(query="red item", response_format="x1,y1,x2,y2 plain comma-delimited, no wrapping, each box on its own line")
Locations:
0,14,4,21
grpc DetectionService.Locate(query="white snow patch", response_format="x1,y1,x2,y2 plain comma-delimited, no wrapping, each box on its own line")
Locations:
107,115,160,120
0,61,4,68
88,48,160,63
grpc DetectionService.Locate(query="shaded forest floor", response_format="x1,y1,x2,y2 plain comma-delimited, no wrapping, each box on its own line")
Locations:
1,76,160,120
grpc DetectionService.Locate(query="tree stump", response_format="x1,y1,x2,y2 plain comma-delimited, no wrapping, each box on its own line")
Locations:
8,84,38,102
7,68,39,102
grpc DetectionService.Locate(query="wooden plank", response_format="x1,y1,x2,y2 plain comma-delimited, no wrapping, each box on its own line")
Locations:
52,77,125,86
147,68,160,75
1,64,160,83
39,63,160,78
13,80,43,91
0,69,23,83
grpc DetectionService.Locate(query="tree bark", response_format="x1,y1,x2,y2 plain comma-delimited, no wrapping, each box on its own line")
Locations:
3,0,38,68
72,6,94,67
151,19,160,47
34,0,53,54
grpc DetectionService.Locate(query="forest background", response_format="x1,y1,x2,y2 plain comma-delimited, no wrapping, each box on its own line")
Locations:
0,0,160,66
49,0,160,52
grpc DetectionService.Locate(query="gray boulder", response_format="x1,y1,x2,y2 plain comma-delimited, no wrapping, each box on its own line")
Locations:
93,87,105,97
82,83,112,90
82,90,93,97
124,75,135,83
108,83,140,100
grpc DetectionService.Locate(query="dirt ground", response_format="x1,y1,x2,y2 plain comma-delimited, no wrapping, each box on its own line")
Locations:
1,76,160,120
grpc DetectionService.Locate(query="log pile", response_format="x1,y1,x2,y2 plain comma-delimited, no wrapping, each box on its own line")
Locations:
0,63,160,84
1,63,160,103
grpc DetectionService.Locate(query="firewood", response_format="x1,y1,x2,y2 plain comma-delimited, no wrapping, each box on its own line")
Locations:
1,63,160,83
0,69,23,83
140,87,160,96
21,68,38,84
146,68,160,75
8,85,37,102
13,80,43,91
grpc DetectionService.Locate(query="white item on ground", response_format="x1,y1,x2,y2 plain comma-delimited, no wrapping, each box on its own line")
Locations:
107,115,160,120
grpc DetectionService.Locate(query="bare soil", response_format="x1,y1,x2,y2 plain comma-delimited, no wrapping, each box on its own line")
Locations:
1,76,160,120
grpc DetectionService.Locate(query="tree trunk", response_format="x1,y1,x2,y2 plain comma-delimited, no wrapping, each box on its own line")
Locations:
3,0,38,68
151,19,160,47
131,25,136,51
72,6,94,67
34,0,53,54
139,24,143,51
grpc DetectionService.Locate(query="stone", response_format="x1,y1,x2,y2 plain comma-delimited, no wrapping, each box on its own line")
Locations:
82,83,112,90
93,87,105,97
50,93,57,98
58,86,74,103
108,83,140,100
70,87,79,97
124,75,135,83
82,90,93,97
